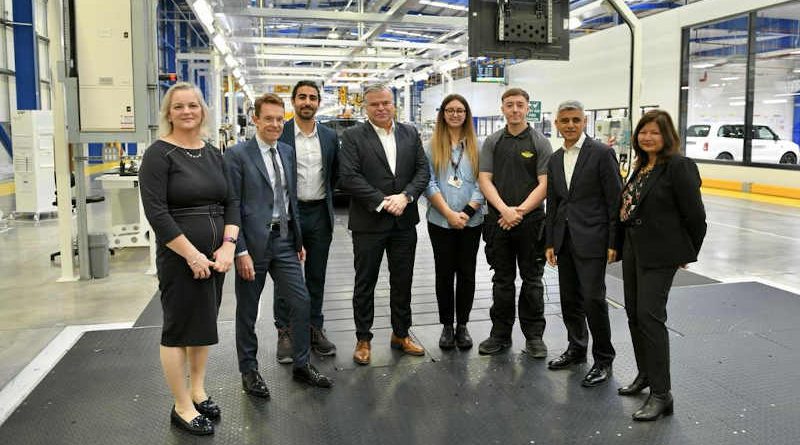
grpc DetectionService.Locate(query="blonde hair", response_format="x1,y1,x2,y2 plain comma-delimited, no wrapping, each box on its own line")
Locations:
158,82,210,138
430,94,479,178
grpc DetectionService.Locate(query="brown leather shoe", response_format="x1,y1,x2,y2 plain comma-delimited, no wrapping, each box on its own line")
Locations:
390,334,425,356
353,340,371,365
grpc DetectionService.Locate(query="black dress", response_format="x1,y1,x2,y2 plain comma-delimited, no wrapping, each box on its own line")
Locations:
140,140,239,346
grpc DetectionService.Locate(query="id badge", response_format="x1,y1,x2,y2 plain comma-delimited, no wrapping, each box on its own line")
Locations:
447,176,463,188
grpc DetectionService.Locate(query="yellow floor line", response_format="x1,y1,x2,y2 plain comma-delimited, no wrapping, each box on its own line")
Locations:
702,187,800,208
0,162,118,197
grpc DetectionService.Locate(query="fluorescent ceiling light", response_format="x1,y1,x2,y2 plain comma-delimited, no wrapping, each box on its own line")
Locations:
720,76,740,81
729,101,746,106
569,17,582,30
729,96,745,100
232,67,242,79
763,99,788,104
213,34,230,55
387,29,434,39
419,0,468,12
692,63,715,69
191,0,214,30
331,76,379,82
793,69,800,73
225,54,237,68
774,92,800,97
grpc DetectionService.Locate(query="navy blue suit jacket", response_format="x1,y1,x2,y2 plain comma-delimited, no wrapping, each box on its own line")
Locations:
224,137,303,260
278,119,339,227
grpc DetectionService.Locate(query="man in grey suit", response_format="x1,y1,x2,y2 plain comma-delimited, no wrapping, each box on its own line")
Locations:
272,80,339,363
225,93,333,397
338,84,430,365
545,100,622,387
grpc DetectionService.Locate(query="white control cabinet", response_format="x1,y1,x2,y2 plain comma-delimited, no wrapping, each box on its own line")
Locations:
12,111,56,219
74,0,135,132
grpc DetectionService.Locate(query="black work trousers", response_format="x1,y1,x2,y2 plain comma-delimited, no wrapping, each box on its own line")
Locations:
557,229,615,365
352,227,417,341
427,223,482,326
483,217,546,340
622,229,678,394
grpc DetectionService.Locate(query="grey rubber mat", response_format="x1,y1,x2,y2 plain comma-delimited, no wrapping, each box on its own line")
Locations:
606,261,720,287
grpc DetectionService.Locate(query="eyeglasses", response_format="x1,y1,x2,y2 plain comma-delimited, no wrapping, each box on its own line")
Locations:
444,108,466,116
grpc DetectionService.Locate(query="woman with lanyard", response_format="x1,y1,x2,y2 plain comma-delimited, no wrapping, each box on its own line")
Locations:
424,94,485,350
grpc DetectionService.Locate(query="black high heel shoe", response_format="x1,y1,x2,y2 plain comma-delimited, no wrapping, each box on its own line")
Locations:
193,397,221,420
170,406,214,435
632,392,674,421
618,373,649,396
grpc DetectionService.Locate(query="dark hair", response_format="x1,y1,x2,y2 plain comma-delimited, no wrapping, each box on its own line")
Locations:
254,93,284,117
501,87,529,102
291,80,321,100
632,109,682,170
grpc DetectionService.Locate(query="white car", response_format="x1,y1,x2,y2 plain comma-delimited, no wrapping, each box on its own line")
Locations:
686,123,799,165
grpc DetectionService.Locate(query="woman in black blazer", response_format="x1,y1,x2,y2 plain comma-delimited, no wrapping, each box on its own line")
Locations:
617,110,707,421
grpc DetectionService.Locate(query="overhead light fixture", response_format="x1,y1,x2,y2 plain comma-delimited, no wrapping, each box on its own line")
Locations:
692,63,715,69
327,30,341,39
774,92,800,97
720,76,740,81
729,101,746,106
419,0,468,12
191,0,214,31
763,99,788,104
568,17,582,30
729,96,745,100
232,67,242,79
224,54,237,68
213,34,230,55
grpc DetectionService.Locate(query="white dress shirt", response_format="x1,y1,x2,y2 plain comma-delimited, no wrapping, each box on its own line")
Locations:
294,122,326,201
562,132,586,191
255,134,290,220
369,119,397,212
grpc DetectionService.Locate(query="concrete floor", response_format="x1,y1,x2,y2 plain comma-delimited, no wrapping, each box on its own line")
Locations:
0,179,798,416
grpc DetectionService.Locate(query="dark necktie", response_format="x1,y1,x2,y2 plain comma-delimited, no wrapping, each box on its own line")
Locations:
268,146,289,238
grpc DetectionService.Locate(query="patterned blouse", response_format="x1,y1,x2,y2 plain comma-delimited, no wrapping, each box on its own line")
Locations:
619,167,654,222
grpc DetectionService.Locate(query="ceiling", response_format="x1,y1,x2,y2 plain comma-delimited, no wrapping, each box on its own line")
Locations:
171,0,692,100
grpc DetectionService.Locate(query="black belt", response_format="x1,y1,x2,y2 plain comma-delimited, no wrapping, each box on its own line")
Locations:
169,204,224,217
299,199,325,206
269,220,292,231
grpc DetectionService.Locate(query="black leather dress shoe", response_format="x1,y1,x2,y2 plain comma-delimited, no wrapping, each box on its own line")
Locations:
618,373,649,396
581,363,612,387
633,392,674,421
292,363,334,388
455,324,473,349
439,325,455,349
547,351,587,370
242,370,271,398
170,406,213,436
193,397,220,420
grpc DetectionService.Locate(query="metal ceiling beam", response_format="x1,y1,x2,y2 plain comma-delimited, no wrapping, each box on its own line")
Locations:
232,36,460,51
247,54,420,63
220,6,467,28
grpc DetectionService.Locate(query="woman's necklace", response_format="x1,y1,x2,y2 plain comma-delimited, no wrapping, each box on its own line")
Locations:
181,147,203,159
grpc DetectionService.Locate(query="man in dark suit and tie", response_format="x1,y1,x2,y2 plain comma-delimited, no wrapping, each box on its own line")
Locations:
545,100,622,387
225,93,333,397
338,84,430,365
272,81,339,363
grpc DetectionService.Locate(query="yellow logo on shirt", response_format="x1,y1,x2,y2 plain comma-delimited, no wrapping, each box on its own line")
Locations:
521,150,534,158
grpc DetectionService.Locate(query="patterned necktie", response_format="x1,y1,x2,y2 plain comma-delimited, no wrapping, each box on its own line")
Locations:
268,146,289,238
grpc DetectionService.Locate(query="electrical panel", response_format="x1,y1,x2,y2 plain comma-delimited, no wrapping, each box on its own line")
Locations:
74,0,135,132
12,111,56,218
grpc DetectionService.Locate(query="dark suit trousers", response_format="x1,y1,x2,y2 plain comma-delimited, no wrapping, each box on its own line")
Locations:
428,223,482,325
557,229,615,365
483,218,546,340
352,227,417,341
236,227,311,372
622,229,678,394
274,201,332,329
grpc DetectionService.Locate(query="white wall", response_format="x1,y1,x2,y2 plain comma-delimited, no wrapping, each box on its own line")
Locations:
421,0,799,186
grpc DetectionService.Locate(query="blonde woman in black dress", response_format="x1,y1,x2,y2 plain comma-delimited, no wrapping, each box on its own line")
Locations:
140,82,240,435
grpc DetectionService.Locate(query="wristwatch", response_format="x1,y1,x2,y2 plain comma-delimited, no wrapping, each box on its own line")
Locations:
402,191,414,203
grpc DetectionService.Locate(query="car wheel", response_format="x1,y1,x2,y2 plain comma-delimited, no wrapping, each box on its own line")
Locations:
715,152,734,161
779,152,798,164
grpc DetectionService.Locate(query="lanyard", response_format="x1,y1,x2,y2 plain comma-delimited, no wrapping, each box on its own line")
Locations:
450,142,465,180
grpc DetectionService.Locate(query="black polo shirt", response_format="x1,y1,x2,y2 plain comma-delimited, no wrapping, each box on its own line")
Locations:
480,125,552,220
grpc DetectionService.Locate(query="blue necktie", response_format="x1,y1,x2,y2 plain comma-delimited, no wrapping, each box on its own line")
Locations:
268,146,289,238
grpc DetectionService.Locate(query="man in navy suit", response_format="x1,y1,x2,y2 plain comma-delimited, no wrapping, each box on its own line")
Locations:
272,81,339,363
225,93,333,397
338,84,430,365
544,100,622,387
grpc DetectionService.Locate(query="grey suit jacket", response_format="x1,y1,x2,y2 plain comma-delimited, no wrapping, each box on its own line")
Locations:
224,137,303,261
338,121,430,232
278,119,339,227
